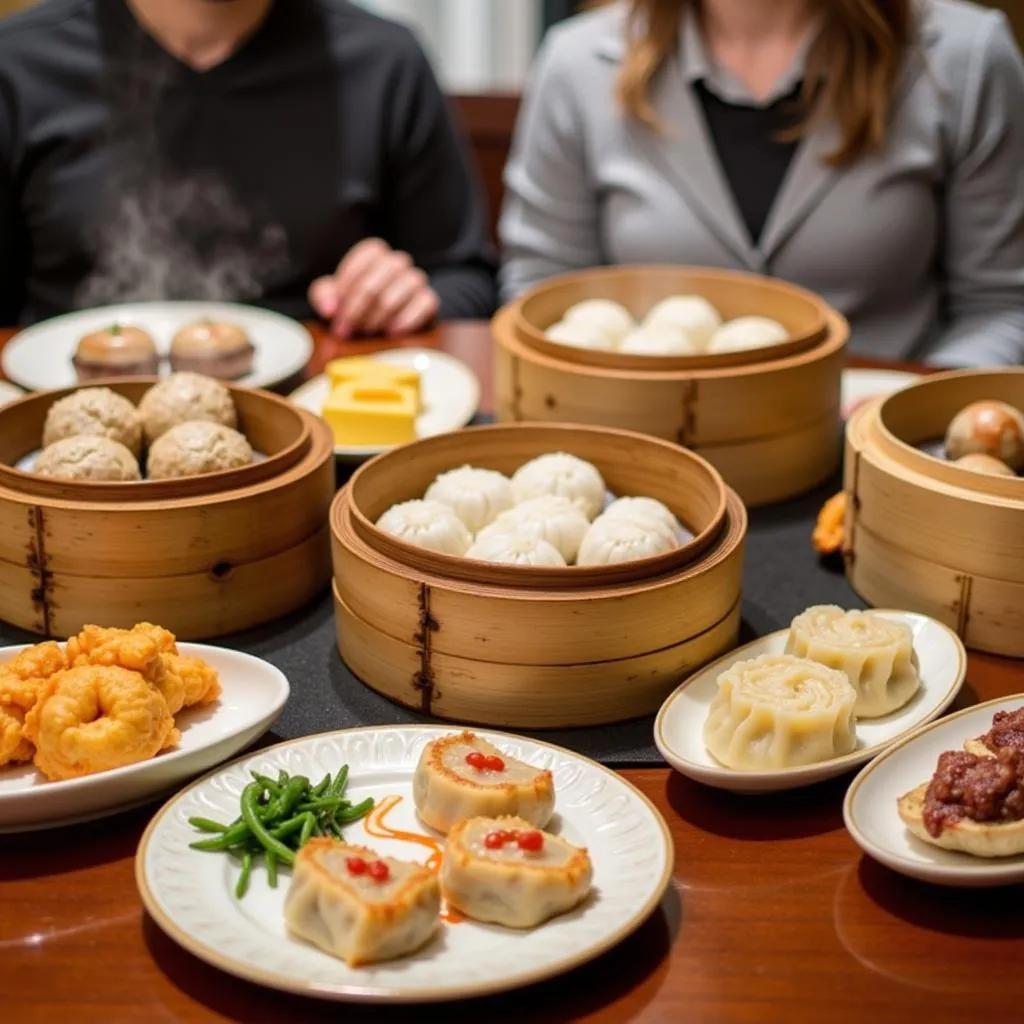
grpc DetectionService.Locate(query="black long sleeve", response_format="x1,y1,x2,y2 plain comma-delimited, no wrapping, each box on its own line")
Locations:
0,73,25,326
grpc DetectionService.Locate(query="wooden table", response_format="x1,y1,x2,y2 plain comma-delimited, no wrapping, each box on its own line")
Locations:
2,322,1023,1024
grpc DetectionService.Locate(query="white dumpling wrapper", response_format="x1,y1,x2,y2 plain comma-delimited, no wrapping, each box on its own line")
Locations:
376,499,472,556
577,514,677,566
466,529,566,567
481,495,590,563
424,465,514,534
703,653,858,771
544,320,618,351
511,453,606,521
562,299,635,344
619,326,700,356
642,295,722,351
708,316,789,354
785,605,920,718
602,496,681,540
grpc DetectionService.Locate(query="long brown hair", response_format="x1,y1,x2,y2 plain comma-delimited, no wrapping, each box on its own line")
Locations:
613,0,914,166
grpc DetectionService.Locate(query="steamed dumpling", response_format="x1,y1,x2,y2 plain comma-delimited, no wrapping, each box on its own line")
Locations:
511,453,606,521
481,495,591,563
642,296,722,351
544,320,617,352
466,530,567,567
619,326,700,357
577,515,677,566
376,499,472,556
708,316,789,354
424,465,514,534
562,299,635,344
603,496,681,542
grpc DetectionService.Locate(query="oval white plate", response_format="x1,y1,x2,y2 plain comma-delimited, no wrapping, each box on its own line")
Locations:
136,726,674,1003
0,643,289,832
654,611,966,794
2,302,314,392
844,695,1024,887
841,368,919,419
0,381,23,406
289,348,480,463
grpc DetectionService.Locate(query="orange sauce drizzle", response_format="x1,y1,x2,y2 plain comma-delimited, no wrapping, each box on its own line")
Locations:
363,795,465,924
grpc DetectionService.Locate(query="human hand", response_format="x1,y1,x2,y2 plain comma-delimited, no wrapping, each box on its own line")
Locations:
308,238,440,338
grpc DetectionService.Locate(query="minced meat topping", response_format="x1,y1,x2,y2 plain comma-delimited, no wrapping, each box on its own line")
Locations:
922,748,1024,838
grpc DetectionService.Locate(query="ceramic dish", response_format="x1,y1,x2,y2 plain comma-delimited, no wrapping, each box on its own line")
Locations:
136,726,674,1003
0,643,289,832
844,695,1024,887
653,610,966,794
289,348,480,462
2,302,314,392
841,368,919,419
0,381,23,407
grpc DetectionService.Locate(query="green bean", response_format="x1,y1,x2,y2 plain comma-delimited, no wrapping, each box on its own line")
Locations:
188,816,228,833
311,774,331,798
277,770,290,786
268,815,309,840
189,820,251,851
298,812,316,847
277,776,311,819
335,797,374,823
266,850,278,889
251,772,282,795
327,819,344,840
327,765,349,798
295,796,349,814
235,851,253,899
241,783,296,866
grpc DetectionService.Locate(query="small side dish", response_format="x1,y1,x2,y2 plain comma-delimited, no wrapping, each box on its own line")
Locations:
320,357,422,447
169,320,255,379
73,324,160,380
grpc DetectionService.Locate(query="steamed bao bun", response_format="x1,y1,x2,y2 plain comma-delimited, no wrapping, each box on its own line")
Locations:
42,387,143,458
137,372,238,445
642,296,722,351
708,316,789,354
376,499,473,556
478,495,590,564
424,465,514,534
511,452,606,521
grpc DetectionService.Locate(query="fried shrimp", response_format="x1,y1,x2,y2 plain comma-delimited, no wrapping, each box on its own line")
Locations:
66,623,186,715
0,703,33,766
170,655,222,709
24,665,180,781
0,643,69,767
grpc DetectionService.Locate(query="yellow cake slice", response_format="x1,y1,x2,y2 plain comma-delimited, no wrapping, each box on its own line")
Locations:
322,381,418,447
325,357,422,410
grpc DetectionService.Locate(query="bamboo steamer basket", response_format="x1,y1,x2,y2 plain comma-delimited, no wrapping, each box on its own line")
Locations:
844,368,1024,657
0,382,336,640
330,423,747,727
494,267,849,507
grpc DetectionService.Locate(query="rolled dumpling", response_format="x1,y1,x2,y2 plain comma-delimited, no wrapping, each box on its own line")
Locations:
562,299,635,344
642,296,722,351
544,320,618,352
466,530,566,567
703,654,858,771
480,495,590,563
785,606,920,718
511,453,606,521
376,499,472,556
708,316,789,354
424,465,514,534
577,514,677,566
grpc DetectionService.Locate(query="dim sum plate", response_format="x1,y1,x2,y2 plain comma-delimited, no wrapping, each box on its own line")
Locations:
136,726,673,1003
654,611,966,794
844,695,1024,887
289,348,481,462
0,644,289,832
2,301,314,391
0,381,23,406
841,368,919,419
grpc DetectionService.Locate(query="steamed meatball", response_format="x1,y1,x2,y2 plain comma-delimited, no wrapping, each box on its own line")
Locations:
35,436,141,482
146,421,253,479
42,387,143,458
137,372,238,445
945,400,1024,471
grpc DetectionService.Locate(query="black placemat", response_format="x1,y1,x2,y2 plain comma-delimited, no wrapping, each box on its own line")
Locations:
0,473,864,769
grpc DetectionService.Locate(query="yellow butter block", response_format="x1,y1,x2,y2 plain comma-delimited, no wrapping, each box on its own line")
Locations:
325,357,422,412
322,381,418,447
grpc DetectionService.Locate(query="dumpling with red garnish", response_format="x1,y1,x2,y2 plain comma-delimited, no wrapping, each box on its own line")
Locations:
412,731,555,835
442,816,593,928
284,839,440,966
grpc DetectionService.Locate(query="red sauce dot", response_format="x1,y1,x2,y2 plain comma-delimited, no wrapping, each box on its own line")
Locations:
368,860,390,882
483,756,505,773
484,831,505,850
346,856,367,875
517,830,544,852
465,752,487,770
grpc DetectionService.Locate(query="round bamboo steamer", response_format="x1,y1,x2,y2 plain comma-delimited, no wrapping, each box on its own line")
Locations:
0,377,312,501
516,265,828,372
493,275,848,507
334,580,742,729
0,397,336,640
844,369,1024,657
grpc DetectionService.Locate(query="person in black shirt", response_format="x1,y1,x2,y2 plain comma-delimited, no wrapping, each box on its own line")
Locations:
0,0,498,335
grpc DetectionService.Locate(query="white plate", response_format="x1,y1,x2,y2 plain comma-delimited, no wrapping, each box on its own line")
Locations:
841,368,919,419
0,643,289,832
136,726,674,1003
289,348,480,462
0,381,23,406
653,611,966,794
844,695,1024,887
2,302,314,392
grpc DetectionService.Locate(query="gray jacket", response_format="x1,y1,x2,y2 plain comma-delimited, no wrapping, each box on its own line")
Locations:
499,0,1024,365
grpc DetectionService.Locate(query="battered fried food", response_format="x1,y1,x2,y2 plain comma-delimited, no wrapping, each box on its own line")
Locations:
170,654,222,709
0,643,69,767
0,704,33,766
24,665,180,781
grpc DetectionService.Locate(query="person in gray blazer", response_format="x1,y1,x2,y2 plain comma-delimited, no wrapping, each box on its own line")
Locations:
500,0,1024,365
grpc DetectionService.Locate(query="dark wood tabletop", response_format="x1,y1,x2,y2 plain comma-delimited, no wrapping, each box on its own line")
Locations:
1,321,1023,1024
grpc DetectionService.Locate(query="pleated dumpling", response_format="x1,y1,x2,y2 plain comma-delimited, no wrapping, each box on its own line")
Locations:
562,299,635,344
703,654,858,771
466,529,566,567
577,514,677,566
602,496,681,543
544,320,618,352
424,465,514,534
619,326,700,357
376,499,472,556
708,316,789,354
642,295,722,351
511,453,606,521
480,495,590,564
785,606,920,718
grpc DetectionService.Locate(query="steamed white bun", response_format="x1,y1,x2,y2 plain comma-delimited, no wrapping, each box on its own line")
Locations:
619,326,700,356
479,495,590,563
511,453,606,521
466,530,567,567
424,465,514,534
577,515,677,566
708,316,789,354
562,299,635,344
545,320,617,351
376,499,472,556
642,296,722,351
